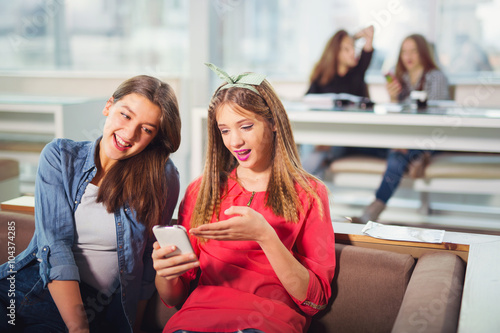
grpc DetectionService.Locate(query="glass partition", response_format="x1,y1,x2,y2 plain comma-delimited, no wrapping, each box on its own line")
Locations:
210,0,500,81
0,0,499,81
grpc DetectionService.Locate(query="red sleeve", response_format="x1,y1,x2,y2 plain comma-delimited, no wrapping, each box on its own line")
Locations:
292,182,336,316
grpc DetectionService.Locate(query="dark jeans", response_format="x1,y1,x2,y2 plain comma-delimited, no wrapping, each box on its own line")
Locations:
0,260,65,332
375,149,433,203
0,260,128,333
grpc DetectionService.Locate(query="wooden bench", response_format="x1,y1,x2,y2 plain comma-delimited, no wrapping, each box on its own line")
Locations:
0,140,47,154
0,158,20,202
414,153,500,195
327,153,500,216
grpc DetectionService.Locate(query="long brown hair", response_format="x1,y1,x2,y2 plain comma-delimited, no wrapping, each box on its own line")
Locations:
395,34,439,83
310,30,349,86
97,75,181,230
190,80,324,229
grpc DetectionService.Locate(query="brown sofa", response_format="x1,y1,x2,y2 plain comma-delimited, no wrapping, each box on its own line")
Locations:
0,210,465,332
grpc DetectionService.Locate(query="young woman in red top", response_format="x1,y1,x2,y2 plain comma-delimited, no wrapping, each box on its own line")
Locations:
152,64,336,333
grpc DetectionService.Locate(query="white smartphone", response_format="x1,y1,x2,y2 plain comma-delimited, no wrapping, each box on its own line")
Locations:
152,225,195,258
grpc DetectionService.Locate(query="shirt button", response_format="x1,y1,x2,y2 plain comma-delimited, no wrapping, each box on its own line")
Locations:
119,245,123,249
120,270,124,274
74,200,78,204
85,179,89,182
43,248,47,251
117,223,121,226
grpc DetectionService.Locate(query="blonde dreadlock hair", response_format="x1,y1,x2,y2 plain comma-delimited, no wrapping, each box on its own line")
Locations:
190,79,324,228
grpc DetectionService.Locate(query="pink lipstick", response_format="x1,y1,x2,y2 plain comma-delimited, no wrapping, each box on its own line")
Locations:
234,149,251,161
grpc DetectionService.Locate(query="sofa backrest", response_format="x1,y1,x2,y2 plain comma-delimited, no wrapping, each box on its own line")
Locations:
142,243,417,333
0,212,463,333
391,251,465,333
309,243,416,333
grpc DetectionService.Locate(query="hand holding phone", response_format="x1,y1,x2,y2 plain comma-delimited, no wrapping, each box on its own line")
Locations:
152,225,195,258
385,73,401,101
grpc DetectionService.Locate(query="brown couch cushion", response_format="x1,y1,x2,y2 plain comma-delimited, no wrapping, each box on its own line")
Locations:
0,211,35,264
425,153,500,179
391,252,465,333
330,156,388,174
329,153,429,179
310,244,415,333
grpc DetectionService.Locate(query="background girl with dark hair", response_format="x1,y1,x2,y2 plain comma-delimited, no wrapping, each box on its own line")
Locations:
387,33,449,102
307,25,374,97
352,34,450,224
303,25,388,178
0,75,181,332
153,64,335,333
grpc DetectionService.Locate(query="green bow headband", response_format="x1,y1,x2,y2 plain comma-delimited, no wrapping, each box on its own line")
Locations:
205,62,266,96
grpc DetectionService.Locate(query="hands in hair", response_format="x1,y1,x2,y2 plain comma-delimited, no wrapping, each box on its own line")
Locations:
354,25,374,40
354,25,374,52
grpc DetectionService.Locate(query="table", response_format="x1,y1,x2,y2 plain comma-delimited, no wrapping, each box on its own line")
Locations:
1,195,34,214
190,104,500,179
333,222,500,333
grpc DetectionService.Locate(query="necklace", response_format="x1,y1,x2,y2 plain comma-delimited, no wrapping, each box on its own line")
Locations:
247,191,256,207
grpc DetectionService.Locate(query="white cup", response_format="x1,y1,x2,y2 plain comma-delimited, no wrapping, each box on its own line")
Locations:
410,90,428,109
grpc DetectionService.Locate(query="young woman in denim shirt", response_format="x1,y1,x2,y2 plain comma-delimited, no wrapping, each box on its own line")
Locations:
0,75,181,332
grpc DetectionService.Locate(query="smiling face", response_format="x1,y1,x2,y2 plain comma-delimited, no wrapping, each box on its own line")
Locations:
216,103,275,175
401,38,422,72
99,92,161,170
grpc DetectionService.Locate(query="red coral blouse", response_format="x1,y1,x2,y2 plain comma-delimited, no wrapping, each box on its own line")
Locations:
163,171,335,333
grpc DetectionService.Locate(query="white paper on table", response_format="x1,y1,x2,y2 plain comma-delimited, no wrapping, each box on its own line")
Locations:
361,221,445,243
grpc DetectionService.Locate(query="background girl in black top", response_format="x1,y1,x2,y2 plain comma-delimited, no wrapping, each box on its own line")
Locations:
307,25,374,97
303,25,387,178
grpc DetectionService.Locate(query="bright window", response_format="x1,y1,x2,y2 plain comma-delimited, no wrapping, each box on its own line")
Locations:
211,0,500,81
0,0,189,74
0,0,499,81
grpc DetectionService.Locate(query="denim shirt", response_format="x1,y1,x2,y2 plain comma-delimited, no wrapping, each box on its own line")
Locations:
0,138,179,330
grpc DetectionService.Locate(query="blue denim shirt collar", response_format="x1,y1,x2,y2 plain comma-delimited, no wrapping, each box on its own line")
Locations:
83,137,99,173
